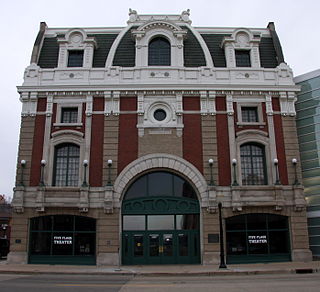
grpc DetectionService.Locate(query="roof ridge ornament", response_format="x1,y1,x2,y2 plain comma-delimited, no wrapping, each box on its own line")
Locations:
127,9,192,25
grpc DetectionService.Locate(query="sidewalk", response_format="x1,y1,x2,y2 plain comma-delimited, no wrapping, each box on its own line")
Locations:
0,260,319,276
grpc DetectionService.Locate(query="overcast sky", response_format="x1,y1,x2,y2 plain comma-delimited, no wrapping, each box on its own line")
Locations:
0,0,319,201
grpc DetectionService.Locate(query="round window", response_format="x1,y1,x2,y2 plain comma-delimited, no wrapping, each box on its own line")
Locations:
153,109,167,121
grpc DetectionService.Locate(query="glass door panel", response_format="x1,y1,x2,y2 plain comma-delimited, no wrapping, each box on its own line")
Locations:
178,233,188,256
163,234,173,257
133,234,144,257
149,234,160,257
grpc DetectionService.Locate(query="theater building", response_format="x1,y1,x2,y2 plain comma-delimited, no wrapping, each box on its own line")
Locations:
10,10,312,265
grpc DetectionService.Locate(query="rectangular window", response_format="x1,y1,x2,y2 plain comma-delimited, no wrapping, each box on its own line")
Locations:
235,50,251,67
241,107,258,123
67,50,84,67
61,107,78,123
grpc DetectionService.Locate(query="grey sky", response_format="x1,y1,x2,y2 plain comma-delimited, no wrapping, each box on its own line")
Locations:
1,0,319,200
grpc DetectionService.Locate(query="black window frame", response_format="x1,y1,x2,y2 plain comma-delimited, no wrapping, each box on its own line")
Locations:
53,143,80,187
235,50,251,67
67,50,84,67
240,143,267,185
241,106,259,123
61,107,79,124
148,37,171,66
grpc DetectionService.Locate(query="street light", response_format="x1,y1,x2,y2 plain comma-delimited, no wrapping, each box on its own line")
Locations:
39,160,46,186
292,158,299,185
208,158,215,186
82,160,89,187
274,158,281,185
232,159,238,186
107,159,113,186
18,160,26,186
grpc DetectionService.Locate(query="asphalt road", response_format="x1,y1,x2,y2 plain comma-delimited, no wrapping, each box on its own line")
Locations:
0,273,319,291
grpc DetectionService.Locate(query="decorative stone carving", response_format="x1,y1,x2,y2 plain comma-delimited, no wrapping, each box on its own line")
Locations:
265,94,273,116
293,185,306,212
231,188,242,211
207,186,217,213
12,187,24,213
35,187,45,212
104,91,112,116
79,187,89,213
85,95,93,116
273,186,284,210
104,185,114,214
226,94,234,115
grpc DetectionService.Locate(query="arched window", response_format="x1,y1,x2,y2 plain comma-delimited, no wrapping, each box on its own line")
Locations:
148,37,171,66
53,143,80,186
240,143,267,185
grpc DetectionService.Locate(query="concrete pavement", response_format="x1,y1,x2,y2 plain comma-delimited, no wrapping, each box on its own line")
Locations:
0,259,319,276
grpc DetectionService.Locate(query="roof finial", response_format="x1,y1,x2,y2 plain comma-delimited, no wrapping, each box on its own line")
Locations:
181,9,191,23
128,8,138,22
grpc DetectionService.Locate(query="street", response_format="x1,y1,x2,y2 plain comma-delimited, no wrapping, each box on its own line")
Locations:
0,273,319,291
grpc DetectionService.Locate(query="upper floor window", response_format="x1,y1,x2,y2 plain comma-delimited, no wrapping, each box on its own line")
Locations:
235,50,251,67
53,143,80,186
67,50,84,67
241,107,258,123
61,107,78,123
148,37,171,66
240,143,267,185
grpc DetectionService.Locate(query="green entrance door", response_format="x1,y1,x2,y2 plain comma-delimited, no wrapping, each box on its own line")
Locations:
122,230,200,265
121,171,201,265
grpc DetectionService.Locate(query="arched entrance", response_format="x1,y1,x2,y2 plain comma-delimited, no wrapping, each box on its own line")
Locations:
121,171,201,265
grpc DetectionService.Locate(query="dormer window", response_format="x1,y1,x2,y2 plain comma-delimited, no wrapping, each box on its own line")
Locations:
235,50,251,67
221,29,261,68
57,29,96,69
67,50,84,67
148,37,171,66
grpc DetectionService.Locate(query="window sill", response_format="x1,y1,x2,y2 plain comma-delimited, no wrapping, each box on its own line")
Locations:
53,123,83,127
237,122,266,127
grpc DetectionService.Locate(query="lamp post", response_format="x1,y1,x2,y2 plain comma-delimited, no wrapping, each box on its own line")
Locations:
292,158,299,185
18,160,26,186
218,202,227,269
107,159,113,186
82,160,89,187
232,159,238,186
39,160,46,186
274,158,281,185
208,158,214,186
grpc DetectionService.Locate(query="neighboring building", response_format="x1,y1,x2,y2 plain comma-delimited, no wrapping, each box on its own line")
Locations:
10,10,312,265
0,195,12,258
294,69,320,259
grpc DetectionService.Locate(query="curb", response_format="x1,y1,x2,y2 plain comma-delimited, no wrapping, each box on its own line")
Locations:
0,267,318,277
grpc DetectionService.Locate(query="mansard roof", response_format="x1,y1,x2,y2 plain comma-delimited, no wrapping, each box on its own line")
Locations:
34,11,283,69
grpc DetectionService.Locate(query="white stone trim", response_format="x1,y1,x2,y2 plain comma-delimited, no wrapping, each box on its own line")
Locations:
235,131,273,186
236,101,265,126
45,131,85,187
113,153,208,207
132,21,187,67
54,102,83,125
